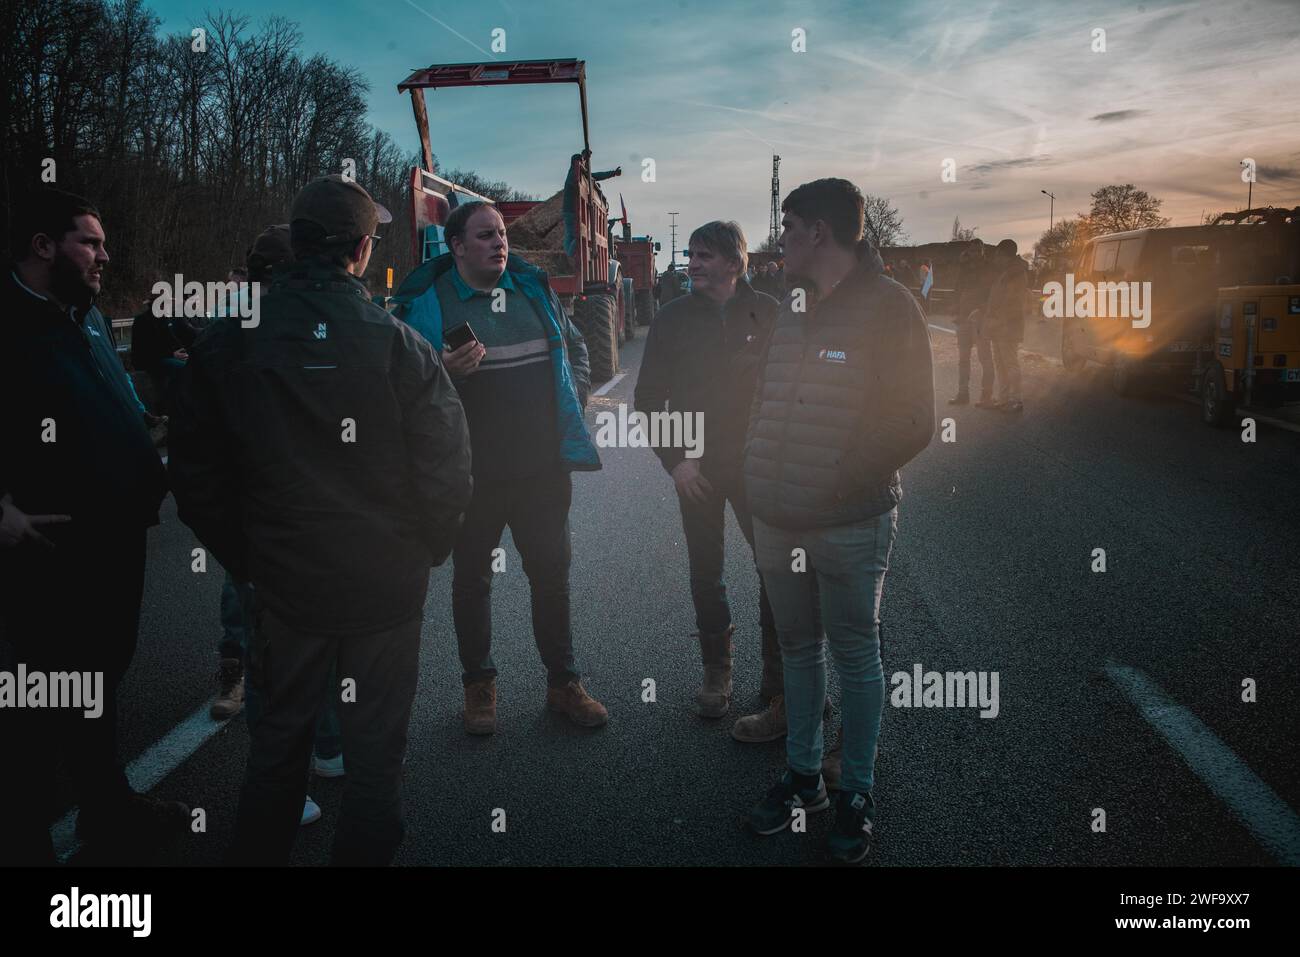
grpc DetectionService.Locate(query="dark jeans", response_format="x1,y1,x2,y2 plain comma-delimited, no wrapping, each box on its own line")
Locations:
227,602,424,866
956,316,994,399
0,526,146,865
676,467,784,674
222,572,340,760
452,469,578,688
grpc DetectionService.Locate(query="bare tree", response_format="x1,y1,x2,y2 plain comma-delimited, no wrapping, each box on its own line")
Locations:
863,195,907,247
1088,184,1170,234
1032,215,1094,276
1,3,531,311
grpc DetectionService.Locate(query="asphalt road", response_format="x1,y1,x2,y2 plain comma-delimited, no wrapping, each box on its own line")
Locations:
90,316,1300,866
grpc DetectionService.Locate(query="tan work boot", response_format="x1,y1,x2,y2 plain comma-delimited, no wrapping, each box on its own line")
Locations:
546,680,609,728
731,694,787,743
463,678,498,735
209,657,245,719
695,625,735,718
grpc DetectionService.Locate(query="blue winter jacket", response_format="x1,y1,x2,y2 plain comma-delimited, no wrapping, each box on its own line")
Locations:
390,252,601,472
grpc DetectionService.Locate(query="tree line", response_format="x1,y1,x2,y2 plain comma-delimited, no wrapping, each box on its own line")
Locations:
1,0,533,316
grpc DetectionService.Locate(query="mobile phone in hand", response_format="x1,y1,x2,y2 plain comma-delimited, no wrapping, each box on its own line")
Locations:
444,323,479,351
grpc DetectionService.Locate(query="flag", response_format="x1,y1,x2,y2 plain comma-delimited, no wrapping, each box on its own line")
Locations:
921,267,933,299
619,193,628,227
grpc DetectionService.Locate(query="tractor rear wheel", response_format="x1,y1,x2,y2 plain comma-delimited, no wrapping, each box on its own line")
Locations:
635,288,655,325
575,293,619,384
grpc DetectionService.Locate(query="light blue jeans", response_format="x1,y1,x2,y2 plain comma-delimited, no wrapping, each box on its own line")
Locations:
753,509,896,807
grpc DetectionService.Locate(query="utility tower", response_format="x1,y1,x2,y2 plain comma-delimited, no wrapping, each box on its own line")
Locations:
668,211,680,266
769,155,781,249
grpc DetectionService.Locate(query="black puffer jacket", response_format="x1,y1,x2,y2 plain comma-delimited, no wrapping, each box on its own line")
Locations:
169,260,473,638
743,241,936,530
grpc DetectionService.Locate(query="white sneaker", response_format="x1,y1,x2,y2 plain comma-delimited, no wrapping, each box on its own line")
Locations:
300,796,322,826
311,753,345,778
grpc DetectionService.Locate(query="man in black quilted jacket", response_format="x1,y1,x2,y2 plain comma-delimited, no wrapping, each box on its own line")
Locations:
741,178,935,864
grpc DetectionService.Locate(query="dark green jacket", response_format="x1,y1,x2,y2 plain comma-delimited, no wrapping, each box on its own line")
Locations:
0,270,164,530
169,260,472,637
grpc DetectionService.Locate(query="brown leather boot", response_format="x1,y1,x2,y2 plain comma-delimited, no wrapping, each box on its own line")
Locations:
696,624,735,718
209,658,245,719
546,680,609,728
731,694,787,743
463,678,497,735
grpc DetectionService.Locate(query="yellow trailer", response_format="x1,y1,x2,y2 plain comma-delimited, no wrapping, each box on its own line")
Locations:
1200,284,1300,425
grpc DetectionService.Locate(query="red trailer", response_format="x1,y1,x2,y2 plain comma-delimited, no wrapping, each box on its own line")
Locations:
613,227,660,326
396,58,624,381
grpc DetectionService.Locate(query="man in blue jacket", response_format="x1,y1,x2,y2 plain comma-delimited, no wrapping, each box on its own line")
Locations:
392,201,607,735
0,187,187,864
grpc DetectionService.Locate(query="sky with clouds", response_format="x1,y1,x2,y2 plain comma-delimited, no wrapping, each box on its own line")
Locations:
150,0,1300,271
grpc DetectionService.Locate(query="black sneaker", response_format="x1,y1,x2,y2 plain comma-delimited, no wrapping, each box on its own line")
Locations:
746,771,829,835
826,790,874,864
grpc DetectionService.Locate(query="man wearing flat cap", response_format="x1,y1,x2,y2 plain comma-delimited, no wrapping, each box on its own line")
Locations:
171,175,473,865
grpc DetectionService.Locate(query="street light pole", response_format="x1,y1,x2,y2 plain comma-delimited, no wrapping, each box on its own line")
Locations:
1240,161,1252,213
1041,189,1056,231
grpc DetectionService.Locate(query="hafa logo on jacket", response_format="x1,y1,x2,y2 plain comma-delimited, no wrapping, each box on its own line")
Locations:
314,322,327,340
818,348,847,363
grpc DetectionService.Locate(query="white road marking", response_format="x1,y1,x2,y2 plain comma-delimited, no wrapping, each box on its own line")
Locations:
1106,662,1300,866
592,372,627,397
53,702,232,862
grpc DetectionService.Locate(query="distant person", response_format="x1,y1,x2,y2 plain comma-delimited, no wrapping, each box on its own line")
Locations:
764,260,784,299
658,264,685,304
1,187,187,865
562,150,621,257
980,239,1028,414
949,246,995,406
171,174,473,865
130,278,204,413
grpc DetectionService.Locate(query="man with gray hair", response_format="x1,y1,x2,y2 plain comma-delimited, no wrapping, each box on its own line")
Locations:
634,220,787,726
